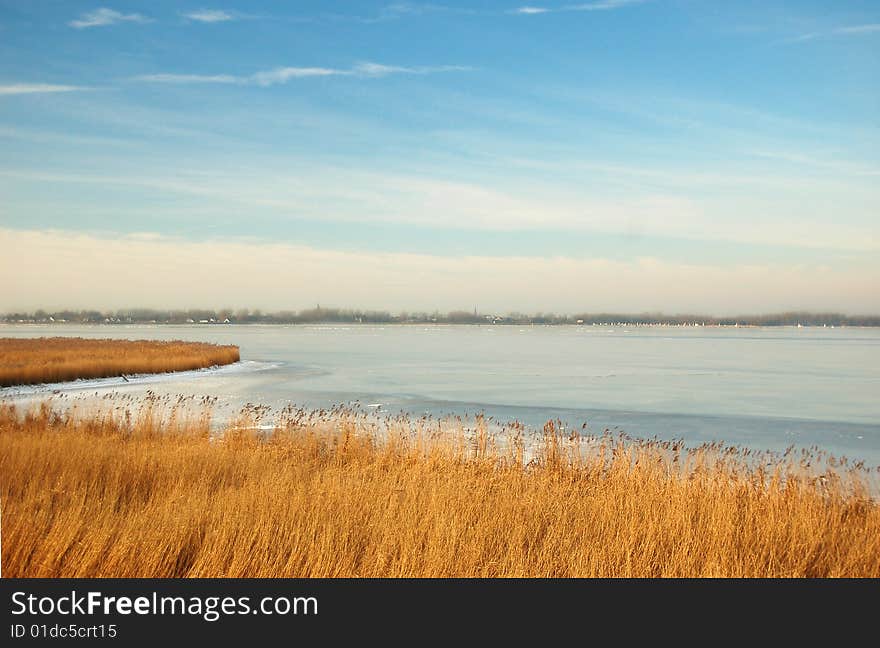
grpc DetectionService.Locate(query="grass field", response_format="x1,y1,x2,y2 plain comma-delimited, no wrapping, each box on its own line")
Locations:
0,337,240,387
1,399,877,577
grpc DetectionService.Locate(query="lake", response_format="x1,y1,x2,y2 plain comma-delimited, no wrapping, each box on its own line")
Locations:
2,323,879,465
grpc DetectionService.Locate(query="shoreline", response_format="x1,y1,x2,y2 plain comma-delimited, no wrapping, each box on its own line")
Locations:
5,385,878,472
0,359,281,398
0,337,240,388
2,321,879,329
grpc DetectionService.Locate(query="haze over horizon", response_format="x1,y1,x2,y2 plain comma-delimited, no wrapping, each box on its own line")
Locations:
1,1,878,313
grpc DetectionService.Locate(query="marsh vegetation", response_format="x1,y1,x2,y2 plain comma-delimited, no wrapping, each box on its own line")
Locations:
1,398,877,577
0,337,240,387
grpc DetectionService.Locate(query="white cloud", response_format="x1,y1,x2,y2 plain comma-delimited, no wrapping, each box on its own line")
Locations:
834,24,880,35
69,8,151,29
353,61,472,76
130,74,239,84
511,0,646,14
183,9,235,23
0,84,85,96
748,150,880,177
131,62,471,86
786,23,880,44
353,62,410,76
250,67,344,86
566,0,645,10
361,3,478,23
130,68,345,87
3,166,876,252
784,33,820,44
0,125,136,147
1,228,876,313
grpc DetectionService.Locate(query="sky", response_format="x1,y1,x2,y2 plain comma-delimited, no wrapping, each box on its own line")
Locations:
0,1,878,314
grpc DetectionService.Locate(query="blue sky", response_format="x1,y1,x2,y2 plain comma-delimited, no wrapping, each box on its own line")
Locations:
0,1,878,313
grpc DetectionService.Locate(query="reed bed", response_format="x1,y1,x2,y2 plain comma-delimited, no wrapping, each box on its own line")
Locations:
0,337,240,387
1,400,878,578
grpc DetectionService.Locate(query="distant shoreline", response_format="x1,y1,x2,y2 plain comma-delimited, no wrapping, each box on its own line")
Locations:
3,309,879,328
3,321,880,329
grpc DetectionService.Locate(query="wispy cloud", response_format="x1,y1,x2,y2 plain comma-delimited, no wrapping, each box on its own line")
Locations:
6,163,874,252
0,125,137,148
359,3,478,23
783,32,820,44
250,67,343,85
833,23,880,35
786,23,880,44
131,62,472,86
131,69,342,86
380,3,459,16
182,9,236,23
69,8,152,29
131,74,239,84
352,62,473,77
567,0,647,9
748,150,880,177
511,0,646,15
511,7,549,15
0,83,86,96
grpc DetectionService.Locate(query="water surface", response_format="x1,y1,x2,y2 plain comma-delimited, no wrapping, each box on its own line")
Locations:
2,324,878,465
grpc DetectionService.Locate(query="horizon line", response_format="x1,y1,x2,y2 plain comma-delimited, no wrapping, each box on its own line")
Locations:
3,308,879,324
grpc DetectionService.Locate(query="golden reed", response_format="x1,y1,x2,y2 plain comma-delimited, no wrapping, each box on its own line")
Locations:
0,337,240,387
1,398,878,577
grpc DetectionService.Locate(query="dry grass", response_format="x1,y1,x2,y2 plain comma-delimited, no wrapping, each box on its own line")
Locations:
0,337,240,387
1,400,878,578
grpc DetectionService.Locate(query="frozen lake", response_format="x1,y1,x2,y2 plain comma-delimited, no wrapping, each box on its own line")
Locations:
2,323,879,465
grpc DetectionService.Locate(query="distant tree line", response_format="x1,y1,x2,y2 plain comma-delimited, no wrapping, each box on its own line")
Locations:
2,308,879,327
